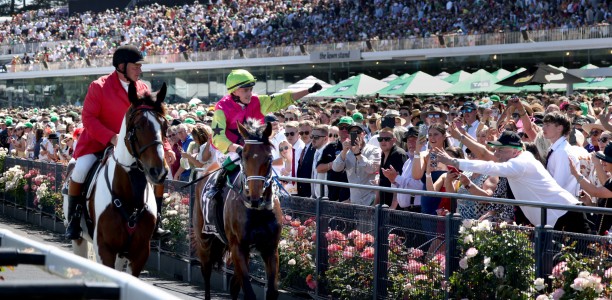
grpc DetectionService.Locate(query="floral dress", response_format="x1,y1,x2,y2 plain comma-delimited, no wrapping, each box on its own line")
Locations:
457,172,490,220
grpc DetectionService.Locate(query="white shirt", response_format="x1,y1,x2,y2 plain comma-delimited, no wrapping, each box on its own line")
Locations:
392,154,424,207
311,143,329,198
464,119,480,139
547,137,580,196
290,138,305,178
458,151,580,227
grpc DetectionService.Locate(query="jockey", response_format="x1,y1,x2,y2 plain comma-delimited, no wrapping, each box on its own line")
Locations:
65,45,171,240
208,69,322,199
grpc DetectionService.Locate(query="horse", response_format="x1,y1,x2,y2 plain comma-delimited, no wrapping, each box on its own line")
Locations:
193,119,283,300
63,82,168,276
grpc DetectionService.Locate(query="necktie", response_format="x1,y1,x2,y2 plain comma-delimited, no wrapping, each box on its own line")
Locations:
299,145,308,166
291,148,296,178
545,149,553,168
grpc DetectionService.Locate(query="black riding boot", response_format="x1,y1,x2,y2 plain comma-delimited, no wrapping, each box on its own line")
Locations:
152,196,171,239
65,194,85,240
208,168,229,201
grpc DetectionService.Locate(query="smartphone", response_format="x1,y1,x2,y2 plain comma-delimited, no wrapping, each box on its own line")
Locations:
447,165,462,173
381,116,395,129
489,120,497,130
350,131,357,146
429,152,437,168
418,124,428,141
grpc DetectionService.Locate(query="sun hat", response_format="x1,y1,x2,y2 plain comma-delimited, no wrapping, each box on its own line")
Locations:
596,143,612,163
582,120,605,133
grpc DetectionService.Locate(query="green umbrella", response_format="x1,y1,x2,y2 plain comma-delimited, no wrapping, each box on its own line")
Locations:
491,68,511,80
444,69,502,94
313,74,388,98
377,71,452,95
442,70,472,84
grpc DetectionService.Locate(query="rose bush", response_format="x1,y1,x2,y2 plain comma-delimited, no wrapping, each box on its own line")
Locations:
161,191,190,252
0,165,27,205
278,215,316,291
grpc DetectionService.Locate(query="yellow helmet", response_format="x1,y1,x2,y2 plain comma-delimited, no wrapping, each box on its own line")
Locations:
226,69,256,93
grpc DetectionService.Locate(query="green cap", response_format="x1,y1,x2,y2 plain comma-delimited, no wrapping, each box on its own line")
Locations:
5,119,13,126
375,99,384,103
352,112,364,122
164,115,172,120
50,116,58,122
334,98,345,103
33,108,38,113
196,111,204,117
388,99,395,103
580,102,588,115
24,122,33,128
337,116,354,126
490,95,500,102
184,118,196,125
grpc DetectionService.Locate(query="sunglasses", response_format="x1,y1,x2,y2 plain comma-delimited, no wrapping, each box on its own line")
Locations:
462,108,474,113
284,131,296,137
338,126,349,130
368,120,377,124
311,135,325,140
169,133,177,137
590,130,602,136
279,146,290,151
299,131,310,136
401,113,409,117
332,109,343,114
377,136,393,142
599,137,610,143
329,133,339,138
349,130,363,135
428,114,441,119
285,117,295,121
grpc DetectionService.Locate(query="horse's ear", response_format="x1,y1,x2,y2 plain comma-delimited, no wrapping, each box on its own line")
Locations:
263,121,272,139
156,83,167,104
236,121,248,138
128,81,141,106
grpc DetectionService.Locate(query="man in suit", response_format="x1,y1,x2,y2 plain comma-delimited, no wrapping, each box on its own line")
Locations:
297,120,316,197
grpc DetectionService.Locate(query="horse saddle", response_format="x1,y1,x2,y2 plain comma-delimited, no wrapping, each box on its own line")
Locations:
63,148,113,238
200,168,240,244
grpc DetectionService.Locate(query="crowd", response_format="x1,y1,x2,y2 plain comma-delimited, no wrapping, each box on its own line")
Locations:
2,90,612,235
3,0,612,67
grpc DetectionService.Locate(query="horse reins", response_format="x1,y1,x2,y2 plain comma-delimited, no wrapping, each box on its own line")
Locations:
124,105,165,170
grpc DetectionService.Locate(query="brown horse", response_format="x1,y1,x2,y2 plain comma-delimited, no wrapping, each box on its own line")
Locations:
193,119,283,300
63,82,168,276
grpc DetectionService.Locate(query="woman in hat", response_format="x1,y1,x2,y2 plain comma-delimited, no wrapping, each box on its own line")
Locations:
582,120,606,153
10,124,27,158
570,143,612,235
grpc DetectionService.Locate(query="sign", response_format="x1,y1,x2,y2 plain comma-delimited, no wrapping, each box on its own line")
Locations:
390,83,405,91
544,73,564,82
471,81,490,89
335,85,352,93
514,74,534,84
311,50,361,62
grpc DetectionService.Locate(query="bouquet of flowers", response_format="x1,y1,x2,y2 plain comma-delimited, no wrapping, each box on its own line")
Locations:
278,215,316,291
161,192,190,251
536,242,612,300
24,169,62,216
449,220,536,299
0,165,27,204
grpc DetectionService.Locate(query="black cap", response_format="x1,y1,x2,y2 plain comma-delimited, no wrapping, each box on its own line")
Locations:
264,114,278,123
405,127,419,138
347,123,367,132
462,101,478,110
487,131,523,148
568,100,581,108
112,45,145,68
170,119,182,126
596,143,612,163
48,133,59,140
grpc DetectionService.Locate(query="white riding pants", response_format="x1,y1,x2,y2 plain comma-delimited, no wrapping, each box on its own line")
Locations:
71,153,97,183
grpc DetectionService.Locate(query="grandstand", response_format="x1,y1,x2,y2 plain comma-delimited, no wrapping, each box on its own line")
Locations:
0,1,609,107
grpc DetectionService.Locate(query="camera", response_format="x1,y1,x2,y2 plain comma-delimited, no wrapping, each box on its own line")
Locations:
350,131,357,146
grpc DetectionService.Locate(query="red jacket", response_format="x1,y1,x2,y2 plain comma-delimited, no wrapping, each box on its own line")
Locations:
74,71,149,158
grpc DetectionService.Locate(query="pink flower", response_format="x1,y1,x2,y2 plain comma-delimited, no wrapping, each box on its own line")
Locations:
408,248,424,258
404,259,424,274
360,247,374,260
551,288,564,300
283,215,292,225
347,230,361,240
306,274,316,290
551,262,567,279
342,246,355,259
466,247,478,258
604,267,612,278
290,220,301,228
303,217,315,227
23,184,29,191
363,233,374,243
413,275,428,282
327,244,343,255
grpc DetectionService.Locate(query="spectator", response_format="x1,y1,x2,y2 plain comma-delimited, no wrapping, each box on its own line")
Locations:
311,124,330,198
384,127,424,212
319,117,353,202
376,127,407,207
542,112,581,196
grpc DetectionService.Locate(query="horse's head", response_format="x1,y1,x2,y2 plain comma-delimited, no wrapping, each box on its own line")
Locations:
236,119,274,207
121,82,168,184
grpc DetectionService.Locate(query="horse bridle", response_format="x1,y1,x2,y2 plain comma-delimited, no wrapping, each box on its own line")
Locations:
121,105,165,171
239,139,274,209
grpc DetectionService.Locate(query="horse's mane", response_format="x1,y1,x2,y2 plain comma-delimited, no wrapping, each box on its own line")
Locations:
137,91,167,116
242,118,272,146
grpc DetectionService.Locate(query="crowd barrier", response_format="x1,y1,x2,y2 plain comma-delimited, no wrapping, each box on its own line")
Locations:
3,24,611,73
1,156,612,299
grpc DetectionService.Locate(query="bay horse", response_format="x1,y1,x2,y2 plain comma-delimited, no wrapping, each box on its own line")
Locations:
193,119,283,300
63,82,168,276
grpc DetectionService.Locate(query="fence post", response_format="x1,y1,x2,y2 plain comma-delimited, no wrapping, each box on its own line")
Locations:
535,208,549,279
372,204,387,299
314,196,322,298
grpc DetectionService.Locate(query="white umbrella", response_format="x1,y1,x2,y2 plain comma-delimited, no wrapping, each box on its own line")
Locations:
188,98,202,105
278,76,333,97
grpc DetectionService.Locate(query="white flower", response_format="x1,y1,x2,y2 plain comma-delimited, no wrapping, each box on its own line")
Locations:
536,295,548,300
463,234,473,244
578,271,590,278
288,259,296,266
166,210,178,216
476,220,492,232
459,257,469,269
493,266,505,279
483,256,491,269
279,240,288,249
161,219,169,226
570,277,588,291
466,247,478,258
499,221,508,228
534,278,545,291
458,226,465,234
462,219,474,229
306,254,312,260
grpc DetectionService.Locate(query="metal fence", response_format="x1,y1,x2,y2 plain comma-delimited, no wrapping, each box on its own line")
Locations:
3,24,611,73
2,156,612,299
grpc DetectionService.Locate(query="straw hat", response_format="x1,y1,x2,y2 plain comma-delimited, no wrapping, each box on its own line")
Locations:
582,120,605,133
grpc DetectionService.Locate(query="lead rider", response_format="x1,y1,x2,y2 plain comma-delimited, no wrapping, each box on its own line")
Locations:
65,45,171,240
208,69,322,199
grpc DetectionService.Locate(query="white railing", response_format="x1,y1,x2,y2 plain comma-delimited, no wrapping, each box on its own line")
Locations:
0,228,181,300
